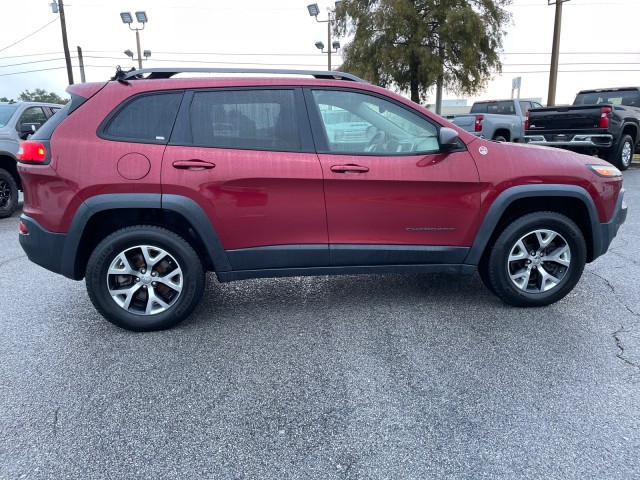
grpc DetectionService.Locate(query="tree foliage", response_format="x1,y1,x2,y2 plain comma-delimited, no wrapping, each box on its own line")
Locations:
334,0,512,103
17,89,69,104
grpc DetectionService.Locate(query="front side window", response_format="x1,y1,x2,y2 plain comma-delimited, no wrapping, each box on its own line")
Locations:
189,89,300,151
104,92,182,142
311,90,439,154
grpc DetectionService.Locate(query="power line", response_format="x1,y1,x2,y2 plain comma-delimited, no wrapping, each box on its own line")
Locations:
0,17,59,53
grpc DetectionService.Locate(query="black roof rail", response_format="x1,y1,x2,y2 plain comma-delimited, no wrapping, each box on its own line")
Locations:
119,67,367,83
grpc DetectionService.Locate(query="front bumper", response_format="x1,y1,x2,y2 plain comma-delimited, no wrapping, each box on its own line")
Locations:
592,188,627,260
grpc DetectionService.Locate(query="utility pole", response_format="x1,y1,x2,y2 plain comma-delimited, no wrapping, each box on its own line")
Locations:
58,0,74,85
77,46,86,83
547,0,569,106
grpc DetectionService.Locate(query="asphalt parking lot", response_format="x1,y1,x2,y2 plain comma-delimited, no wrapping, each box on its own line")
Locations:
1,164,639,479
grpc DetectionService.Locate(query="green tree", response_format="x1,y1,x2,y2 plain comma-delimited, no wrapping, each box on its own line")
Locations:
334,0,512,104
17,89,69,104
0,97,15,102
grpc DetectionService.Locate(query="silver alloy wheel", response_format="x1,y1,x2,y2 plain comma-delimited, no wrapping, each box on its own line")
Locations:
507,229,571,293
107,245,183,315
621,140,632,167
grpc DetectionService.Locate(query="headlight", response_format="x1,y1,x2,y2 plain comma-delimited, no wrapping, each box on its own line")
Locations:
588,164,622,177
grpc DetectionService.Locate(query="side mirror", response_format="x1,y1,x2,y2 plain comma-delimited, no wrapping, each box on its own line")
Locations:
439,127,459,151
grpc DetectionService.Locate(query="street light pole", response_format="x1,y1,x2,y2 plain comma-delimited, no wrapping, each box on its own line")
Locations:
120,11,148,70
307,2,342,71
547,0,570,106
135,29,142,69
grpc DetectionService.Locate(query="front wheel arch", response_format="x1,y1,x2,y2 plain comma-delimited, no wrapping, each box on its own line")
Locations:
466,186,597,267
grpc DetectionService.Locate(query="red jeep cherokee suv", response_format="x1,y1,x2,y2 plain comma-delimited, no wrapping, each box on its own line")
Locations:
17,68,627,331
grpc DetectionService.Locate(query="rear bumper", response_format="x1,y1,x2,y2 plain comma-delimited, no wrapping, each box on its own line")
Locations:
524,134,613,149
18,214,73,279
592,189,627,260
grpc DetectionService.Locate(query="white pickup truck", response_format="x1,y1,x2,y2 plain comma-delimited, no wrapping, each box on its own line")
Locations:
452,98,543,142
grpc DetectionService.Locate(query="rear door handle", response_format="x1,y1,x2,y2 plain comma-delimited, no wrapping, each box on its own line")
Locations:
172,160,216,171
330,164,370,174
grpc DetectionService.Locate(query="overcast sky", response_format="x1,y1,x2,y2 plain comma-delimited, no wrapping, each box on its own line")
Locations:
1,0,639,105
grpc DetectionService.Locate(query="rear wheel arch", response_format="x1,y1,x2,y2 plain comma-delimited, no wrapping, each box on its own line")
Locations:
492,129,510,142
64,194,230,280
621,123,638,144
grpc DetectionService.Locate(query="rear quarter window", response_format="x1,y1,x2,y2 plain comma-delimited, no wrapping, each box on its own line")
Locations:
101,92,183,143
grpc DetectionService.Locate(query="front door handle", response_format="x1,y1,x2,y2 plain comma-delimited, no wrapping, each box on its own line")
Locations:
330,164,370,174
172,160,216,171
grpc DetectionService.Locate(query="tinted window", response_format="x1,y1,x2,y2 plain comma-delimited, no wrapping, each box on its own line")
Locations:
519,101,532,113
311,90,439,155
18,107,47,130
575,90,640,107
189,89,300,151
105,92,182,142
471,101,515,115
0,105,18,127
31,102,71,140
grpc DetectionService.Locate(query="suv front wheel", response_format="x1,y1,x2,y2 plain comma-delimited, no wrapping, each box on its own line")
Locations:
481,212,587,307
86,226,206,331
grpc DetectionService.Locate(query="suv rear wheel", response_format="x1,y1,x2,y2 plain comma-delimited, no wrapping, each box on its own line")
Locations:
480,212,586,307
86,226,206,331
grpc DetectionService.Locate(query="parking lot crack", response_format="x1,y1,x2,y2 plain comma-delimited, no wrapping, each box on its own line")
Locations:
52,407,60,437
610,250,640,267
613,326,640,372
588,271,615,293
0,254,27,269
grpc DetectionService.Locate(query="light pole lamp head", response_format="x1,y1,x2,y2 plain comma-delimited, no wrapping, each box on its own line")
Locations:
332,40,340,50
307,3,320,16
124,49,134,59
143,50,151,59
315,41,325,50
120,11,133,24
135,11,148,24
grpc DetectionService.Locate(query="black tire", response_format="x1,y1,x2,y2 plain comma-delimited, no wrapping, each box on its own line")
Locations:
0,168,19,219
480,212,586,307
86,226,206,331
607,134,633,171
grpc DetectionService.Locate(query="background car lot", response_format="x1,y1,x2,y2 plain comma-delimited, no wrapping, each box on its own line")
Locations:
1,164,639,479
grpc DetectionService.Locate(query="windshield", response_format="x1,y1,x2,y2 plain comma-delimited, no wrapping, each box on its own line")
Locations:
0,105,18,127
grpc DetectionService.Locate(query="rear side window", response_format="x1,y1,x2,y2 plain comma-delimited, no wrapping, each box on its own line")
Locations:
17,107,47,131
104,92,182,143
188,89,300,151
470,101,515,115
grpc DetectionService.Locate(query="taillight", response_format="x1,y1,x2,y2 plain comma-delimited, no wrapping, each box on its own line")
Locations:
19,221,29,235
599,106,611,129
18,141,47,162
475,115,484,133
524,111,530,131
